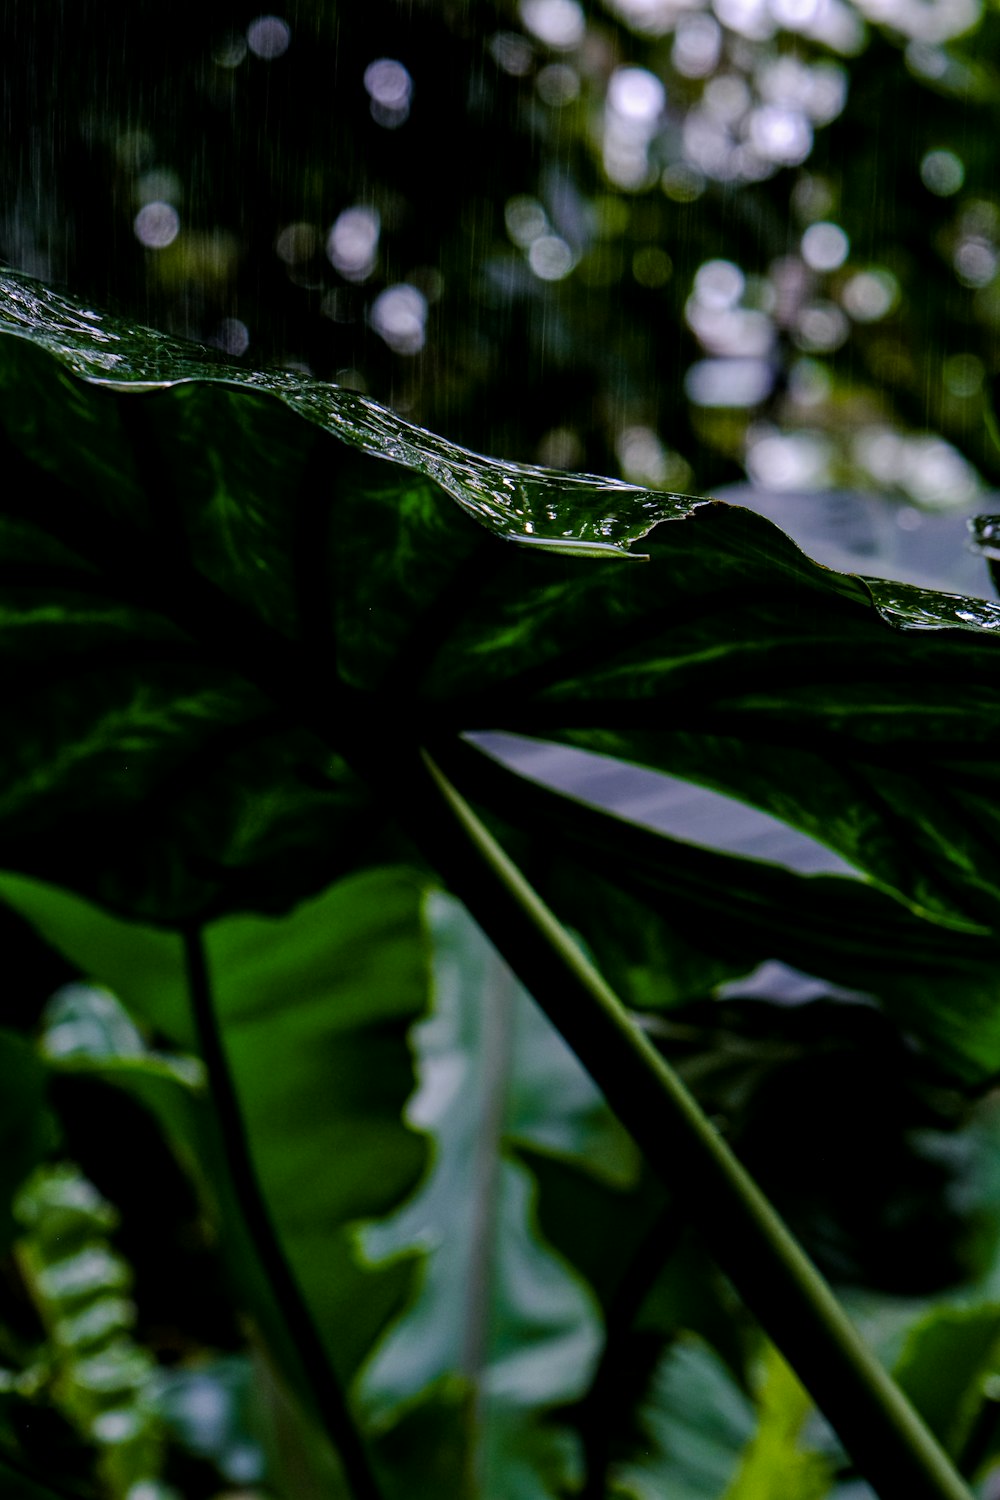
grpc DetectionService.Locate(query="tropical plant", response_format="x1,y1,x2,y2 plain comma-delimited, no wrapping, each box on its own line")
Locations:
2,265,1000,1500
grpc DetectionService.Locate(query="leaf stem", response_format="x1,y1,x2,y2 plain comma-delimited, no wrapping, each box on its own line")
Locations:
182,928,385,1500
382,745,973,1500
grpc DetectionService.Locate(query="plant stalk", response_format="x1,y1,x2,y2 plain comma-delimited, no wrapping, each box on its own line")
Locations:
383,744,973,1500
183,929,386,1500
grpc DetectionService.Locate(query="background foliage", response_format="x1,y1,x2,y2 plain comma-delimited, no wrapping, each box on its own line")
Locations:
4,0,1000,499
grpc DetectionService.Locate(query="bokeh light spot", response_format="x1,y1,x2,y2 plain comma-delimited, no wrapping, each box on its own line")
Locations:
365,58,413,127
748,106,813,165
133,202,180,250
954,237,997,288
213,35,248,68
685,357,774,406
704,75,752,122
921,149,964,196
714,0,775,42
694,259,745,309
520,0,586,50
943,352,984,396
371,284,428,354
748,429,832,489
607,66,666,121
633,245,673,286
214,318,250,356
791,175,835,223
661,164,706,201
327,207,380,281
275,222,320,265
617,425,692,489
489,31,535,74
365,58,411,108
794,301,849,351
841,268,899,320
135,169,181,207
538,426,584,468
537,64,580,105
247,16,291,60
529,234,575,280
801,221,849,271
672,15,722,77
787,357,832,406
506,196,548,246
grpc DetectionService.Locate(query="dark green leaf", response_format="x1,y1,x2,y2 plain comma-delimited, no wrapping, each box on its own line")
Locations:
0,263,995,1005
0,1450,91,1500
3,268,1000,959
0,1031,57,1255
893,1304,1000,1459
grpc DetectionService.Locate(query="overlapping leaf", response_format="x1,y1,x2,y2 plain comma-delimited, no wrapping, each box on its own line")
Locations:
437,739,1000,1081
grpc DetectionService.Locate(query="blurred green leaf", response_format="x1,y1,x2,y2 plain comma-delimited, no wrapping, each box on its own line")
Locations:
604,1337,833,1500
0,1031,57,1256
363,893,636,1499
719,1347,834,1500
608,1334,757,1500
151,1355,265,1487
893,1303,1000,1460
0,866,431,1397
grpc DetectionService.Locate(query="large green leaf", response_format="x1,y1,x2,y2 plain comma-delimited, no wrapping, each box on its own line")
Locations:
0,272,697,558
1,266,1000,958
0,865,431,1399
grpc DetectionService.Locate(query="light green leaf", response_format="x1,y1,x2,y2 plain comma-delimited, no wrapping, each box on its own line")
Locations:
720,1347,834,1500
610,1335,756,1500
363,893,636,1499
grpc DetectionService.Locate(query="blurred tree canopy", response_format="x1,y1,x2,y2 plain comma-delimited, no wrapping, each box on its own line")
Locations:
2,0,998,501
